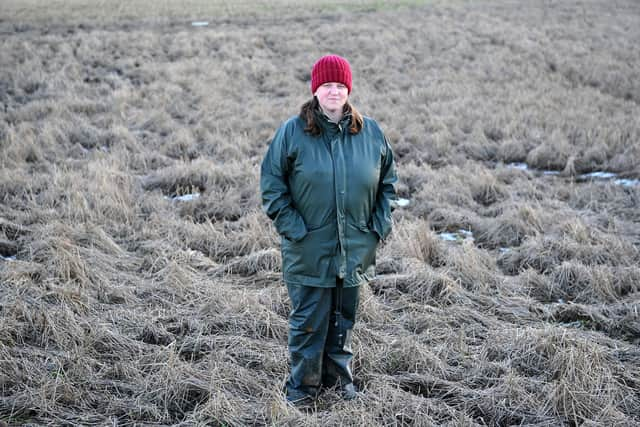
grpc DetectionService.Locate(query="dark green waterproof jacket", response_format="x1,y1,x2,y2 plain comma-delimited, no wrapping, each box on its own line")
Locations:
261,111,397,288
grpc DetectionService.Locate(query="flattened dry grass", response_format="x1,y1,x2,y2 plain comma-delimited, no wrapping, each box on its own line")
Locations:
1,0,640,425
485,326,640,424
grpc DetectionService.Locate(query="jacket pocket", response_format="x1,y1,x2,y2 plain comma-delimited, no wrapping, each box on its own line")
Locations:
348,222,378,274
283,222,326,243
281,222,337,279
356,221,379,241
306,222,329,233
355,222,370,233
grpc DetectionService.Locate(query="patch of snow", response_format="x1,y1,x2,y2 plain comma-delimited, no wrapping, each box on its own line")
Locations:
165,193,201,202
581,171,617,179
575,170,638,187
615,178,640,187
499,247,510,254
507,162,529,170
438,232,458,242
394,198,410,208
191,21,209,27
458,229,473,238
542,170,560,176
438,229,474,242
562,321,583,329
1,255,17,261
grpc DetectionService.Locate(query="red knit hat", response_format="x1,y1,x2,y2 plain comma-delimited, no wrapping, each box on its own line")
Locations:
311,55,352,94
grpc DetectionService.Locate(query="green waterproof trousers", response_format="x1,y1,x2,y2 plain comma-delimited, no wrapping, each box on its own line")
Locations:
286,279,359,401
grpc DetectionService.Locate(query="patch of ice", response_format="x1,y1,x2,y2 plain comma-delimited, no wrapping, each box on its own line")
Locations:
438,229,474,242
191,21,209,27
394,198,410,208
581,171,617,179
438,232,458,242
458,229,473,238
1,255,17,261
562,321,583,329
575,170,638,187
499,247,510,254
507,162,529,170
165,193,201,202
542,170,560,176
615,178,640,187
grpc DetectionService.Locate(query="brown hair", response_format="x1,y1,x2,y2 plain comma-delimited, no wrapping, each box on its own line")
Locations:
299,97,364,136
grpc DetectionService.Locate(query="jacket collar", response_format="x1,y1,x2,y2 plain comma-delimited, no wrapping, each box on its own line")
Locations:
314,106,352,135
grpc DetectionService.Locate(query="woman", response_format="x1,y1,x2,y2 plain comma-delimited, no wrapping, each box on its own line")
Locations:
260,54,397,404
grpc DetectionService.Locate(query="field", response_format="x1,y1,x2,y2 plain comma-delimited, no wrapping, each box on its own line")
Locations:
1,0,640,425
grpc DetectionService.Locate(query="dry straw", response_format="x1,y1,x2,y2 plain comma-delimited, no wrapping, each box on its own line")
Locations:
1,0,639,425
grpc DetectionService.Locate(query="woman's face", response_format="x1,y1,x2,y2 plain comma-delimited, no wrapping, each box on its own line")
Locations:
314,82,349,113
